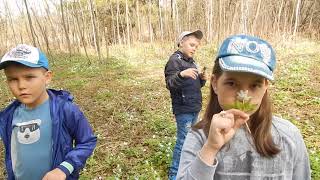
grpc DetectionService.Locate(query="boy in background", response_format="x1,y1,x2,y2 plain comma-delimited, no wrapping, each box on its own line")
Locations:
164,30,207,180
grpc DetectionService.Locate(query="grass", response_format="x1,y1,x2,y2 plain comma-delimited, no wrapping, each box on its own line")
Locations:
0,40,319,179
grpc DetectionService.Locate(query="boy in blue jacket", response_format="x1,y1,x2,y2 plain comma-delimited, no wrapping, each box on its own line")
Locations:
0,44,97,180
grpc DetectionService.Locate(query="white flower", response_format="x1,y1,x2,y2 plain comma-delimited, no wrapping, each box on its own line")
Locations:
237,90,252,102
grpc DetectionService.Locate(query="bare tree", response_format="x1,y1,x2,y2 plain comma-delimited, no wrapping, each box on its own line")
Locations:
136,0,141,41
60,0,72,55
206,0,214,42
116,0,122,44
30,8,51,54
276,0,285,35
4,0,18,44
88,0,102,62
72,0,91,64
252,0,262,34
23,0,37,46
240,0,249,34
148,0,153,43
125,0,130,47
158,0,164,42
44,0,61,51
293,0,301,36
2,0,320,54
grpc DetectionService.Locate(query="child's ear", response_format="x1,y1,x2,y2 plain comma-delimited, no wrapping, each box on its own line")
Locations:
45,71,53,85
264,78,269,88
211,75,218,93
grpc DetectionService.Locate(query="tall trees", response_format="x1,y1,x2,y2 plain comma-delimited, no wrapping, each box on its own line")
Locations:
88,0,102,61
293,0,301,37
1,0,320,57
60,0,72,55
23,0,37,47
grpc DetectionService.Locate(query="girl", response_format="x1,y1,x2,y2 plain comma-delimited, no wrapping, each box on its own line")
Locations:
176,35,311,180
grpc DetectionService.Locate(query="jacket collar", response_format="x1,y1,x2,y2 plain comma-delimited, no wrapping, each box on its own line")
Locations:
175,50,195,63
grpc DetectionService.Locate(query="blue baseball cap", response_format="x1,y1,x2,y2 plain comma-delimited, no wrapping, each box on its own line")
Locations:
217,35,276,81
0,44,49,70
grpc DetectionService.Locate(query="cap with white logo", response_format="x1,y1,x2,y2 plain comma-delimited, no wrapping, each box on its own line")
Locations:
0,44,49,70
217,35,276,81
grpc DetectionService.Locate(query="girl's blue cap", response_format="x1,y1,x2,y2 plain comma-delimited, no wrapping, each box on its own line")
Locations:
217,35,276,81
0,44,49,70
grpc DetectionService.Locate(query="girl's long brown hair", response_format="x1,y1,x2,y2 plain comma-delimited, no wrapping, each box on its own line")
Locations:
193,60,280,157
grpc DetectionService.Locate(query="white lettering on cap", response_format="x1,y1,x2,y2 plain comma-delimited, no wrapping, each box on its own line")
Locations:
246,41,259,53
2,44,39,64
227,38,246,54
227,38,271,65
259,43,272,65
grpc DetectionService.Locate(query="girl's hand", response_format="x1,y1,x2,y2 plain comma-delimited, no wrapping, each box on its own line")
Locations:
206,109,249,150
199,109,249,165
42,168,66,180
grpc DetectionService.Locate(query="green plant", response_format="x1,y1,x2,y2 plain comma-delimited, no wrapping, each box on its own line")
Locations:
224,90,257,133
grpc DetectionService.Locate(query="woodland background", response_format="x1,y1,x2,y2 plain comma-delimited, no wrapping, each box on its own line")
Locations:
0,0,320,179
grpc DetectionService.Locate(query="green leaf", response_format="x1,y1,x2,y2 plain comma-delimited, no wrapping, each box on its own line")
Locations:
224,101,257,113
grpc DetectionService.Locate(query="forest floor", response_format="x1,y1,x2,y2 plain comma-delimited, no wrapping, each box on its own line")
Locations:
0,39,319,179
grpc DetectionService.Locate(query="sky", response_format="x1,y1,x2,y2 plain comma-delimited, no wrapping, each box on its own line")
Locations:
0,0,57,18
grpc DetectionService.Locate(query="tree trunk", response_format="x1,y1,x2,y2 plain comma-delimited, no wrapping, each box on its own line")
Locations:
60,0,72,55
70,3,80,54
23,0,37,46
209,0,214,41
289,1,296,35
31,8,51,54
125,0,131,47
252,0,262,34
187,0,190,30
88,0,102,62
217,0,222,43
175,0,180,34
74,0,91,64
159,0,164,42
78,0,89,50
104,26,110,59
4,0,18,44
308,1,316,34
276,0,284,35
148,0,153,43
136,0,142,41
240,0,248,34
116,0,122,44
293,0,301,36
44,0,61,51
109,1,116,44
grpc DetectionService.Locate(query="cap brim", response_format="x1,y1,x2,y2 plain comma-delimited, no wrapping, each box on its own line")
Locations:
219,56,274,81
0,60,44,70
190,30,203,40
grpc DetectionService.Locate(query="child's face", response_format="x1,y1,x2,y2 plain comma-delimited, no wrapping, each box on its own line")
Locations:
179,35,200,58
4,64,52,109
212,71,269,114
